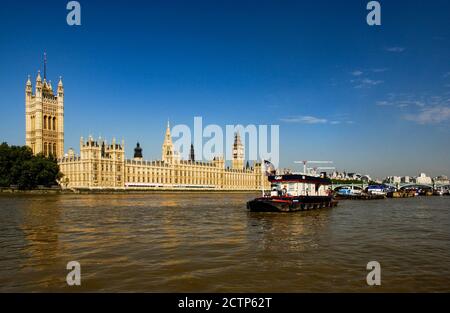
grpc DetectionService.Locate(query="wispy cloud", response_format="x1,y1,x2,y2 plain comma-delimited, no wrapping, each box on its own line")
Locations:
353,78,384,89
403,106,450,125
362,78,383,85
377,93,450,125
385,46,405,53
281,115,354,125
376,97,426,109
280,116,327,124
376,100,392,106
444,72,450,78
372,68,389,73
349,69,384,89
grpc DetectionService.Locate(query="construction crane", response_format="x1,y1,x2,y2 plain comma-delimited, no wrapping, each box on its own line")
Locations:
294,160,334,174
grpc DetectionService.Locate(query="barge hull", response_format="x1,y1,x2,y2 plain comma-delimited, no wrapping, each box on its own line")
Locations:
247,196,337,213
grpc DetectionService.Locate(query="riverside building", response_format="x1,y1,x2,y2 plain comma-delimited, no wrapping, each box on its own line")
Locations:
24,61,269,191
58,124,267,190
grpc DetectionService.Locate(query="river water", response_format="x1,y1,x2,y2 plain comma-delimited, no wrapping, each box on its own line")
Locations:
0,193,449,292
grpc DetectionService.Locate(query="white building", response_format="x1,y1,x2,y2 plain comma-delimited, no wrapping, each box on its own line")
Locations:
384,176,401,184
416,173,432,185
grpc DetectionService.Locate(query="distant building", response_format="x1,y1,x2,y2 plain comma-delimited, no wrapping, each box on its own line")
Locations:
416,173,432,185
401,176,410,183
384,176,401,184
360,175,372,183
434,175,449,185
330,171,371,182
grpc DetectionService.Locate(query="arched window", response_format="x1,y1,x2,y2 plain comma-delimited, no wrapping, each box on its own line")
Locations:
43,116,47,129
53,117,56,130
53,143,57,156
48,117,52,130
44,142,47,156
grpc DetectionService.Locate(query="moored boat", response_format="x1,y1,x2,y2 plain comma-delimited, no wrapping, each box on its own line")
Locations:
387,190,416,198
366,185,388,196
247,174,338,212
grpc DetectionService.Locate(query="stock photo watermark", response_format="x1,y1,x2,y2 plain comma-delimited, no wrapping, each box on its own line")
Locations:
66,261,81,286
65,1,381,27
367,1,381,26
366,261,381,286
171,116,280,167
67,1,81,26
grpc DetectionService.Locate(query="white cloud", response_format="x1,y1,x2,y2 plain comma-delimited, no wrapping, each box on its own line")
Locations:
351,70,363,76
281,115,355,126
376,100,392,106
385,47,405,53
280,116,328,124
354,78,384,88
362,78,383,85
403,106,450,124
372,68,389,73
377,96,433,111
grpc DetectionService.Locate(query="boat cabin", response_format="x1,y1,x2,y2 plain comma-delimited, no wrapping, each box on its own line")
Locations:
268,174,332,197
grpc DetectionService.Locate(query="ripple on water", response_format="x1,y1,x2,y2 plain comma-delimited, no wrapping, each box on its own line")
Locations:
0,194,449,292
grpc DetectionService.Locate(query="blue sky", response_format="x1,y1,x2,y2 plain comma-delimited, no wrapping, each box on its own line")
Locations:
0,0,449,178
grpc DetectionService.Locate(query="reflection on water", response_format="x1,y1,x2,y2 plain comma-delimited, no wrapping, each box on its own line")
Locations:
0,193,449,292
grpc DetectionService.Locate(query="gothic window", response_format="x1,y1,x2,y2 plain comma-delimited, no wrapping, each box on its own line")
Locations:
43,116,47,129
44,142,48,156
53,143,57,156
53,117,56,130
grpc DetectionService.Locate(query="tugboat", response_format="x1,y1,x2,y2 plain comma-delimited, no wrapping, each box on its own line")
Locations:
247,173,338,212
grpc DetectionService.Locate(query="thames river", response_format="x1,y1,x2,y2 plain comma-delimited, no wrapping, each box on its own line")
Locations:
0,193,449,292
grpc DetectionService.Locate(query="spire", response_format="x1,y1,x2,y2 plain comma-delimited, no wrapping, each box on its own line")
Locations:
189,143,195,162
43,52,47,81
234,131,242,146
162,120,174,162
58,76,63,87
26,75,32,86
232,131,244,169
164,119,172,142
36,70,42,83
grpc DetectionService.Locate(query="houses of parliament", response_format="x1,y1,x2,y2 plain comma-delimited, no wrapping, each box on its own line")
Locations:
25,63,268,191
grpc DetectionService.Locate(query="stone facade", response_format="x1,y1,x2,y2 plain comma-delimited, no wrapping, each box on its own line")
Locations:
52,83,268,190
59,125,268,190
25,71,64,158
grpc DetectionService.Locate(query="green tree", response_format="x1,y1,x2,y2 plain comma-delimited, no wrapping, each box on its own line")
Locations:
0,142,62,189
